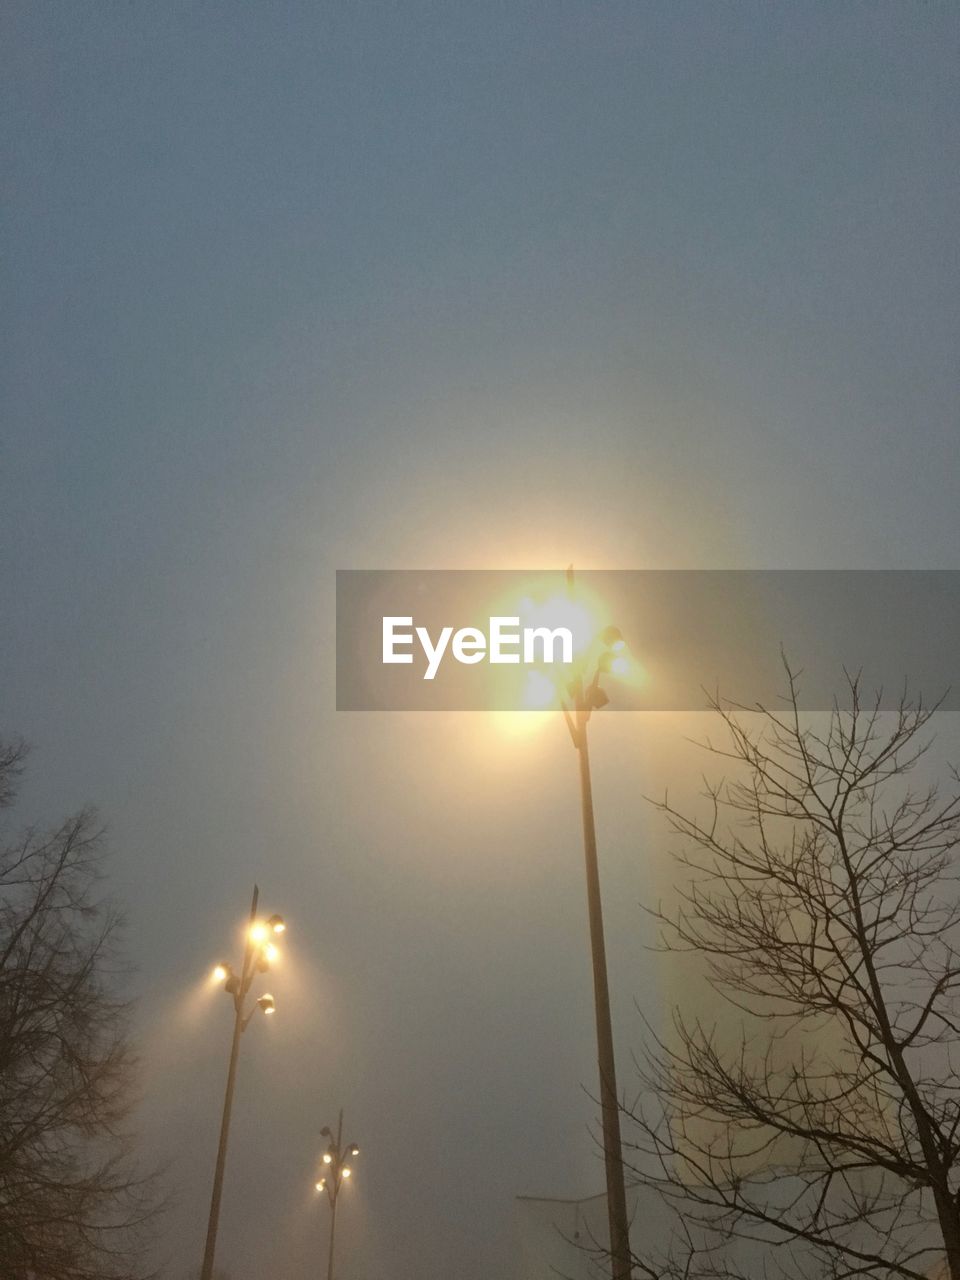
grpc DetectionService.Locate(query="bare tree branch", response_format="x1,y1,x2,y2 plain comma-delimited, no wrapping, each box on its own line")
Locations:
0,736,161,1279
625,665,960,1280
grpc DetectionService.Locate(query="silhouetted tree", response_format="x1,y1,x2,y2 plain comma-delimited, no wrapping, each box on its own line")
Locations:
0,737,157,1278
626,667,960,1280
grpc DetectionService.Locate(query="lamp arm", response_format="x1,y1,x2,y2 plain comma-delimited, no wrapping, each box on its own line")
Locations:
560,698,580,748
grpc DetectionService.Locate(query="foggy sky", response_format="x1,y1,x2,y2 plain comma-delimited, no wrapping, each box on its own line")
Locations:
3,4,959,1278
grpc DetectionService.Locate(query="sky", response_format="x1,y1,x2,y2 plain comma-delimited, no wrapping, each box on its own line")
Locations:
2,4,959,1278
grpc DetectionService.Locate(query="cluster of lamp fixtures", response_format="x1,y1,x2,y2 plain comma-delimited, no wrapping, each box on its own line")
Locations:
315,1138,360,1194
212,913,286,1017
568,625,628,711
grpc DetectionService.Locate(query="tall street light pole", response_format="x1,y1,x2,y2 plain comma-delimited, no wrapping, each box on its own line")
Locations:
199,885,286,1280
560,604,633,1280
315,1109,360,1280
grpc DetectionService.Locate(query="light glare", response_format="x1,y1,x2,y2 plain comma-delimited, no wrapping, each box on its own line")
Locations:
522,593,595,657
522,669,557,710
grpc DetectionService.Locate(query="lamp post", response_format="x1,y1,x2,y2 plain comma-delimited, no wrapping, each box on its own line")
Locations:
199,885,286,1280
314,1109,359,1280
559,607,633,1280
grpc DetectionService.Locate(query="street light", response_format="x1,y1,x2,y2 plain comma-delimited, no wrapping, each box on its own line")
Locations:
199,885,286,1280
557,573,633,1280
314,1109,360,1280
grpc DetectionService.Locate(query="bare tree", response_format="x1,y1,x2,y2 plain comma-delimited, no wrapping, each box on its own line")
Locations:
0,738,158,1278
624,666,960,1280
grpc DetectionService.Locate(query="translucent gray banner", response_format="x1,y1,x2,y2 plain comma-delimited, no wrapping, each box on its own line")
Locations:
335,570,960,711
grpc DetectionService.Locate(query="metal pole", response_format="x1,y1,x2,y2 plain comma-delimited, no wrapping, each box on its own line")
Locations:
200,885,259,1280
326,1109,343,1280
575,714,633,1280
326,1190,339,1280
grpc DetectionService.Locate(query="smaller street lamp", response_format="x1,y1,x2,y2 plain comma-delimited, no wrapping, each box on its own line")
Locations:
199,886,287,1280
314,1109,360,1280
